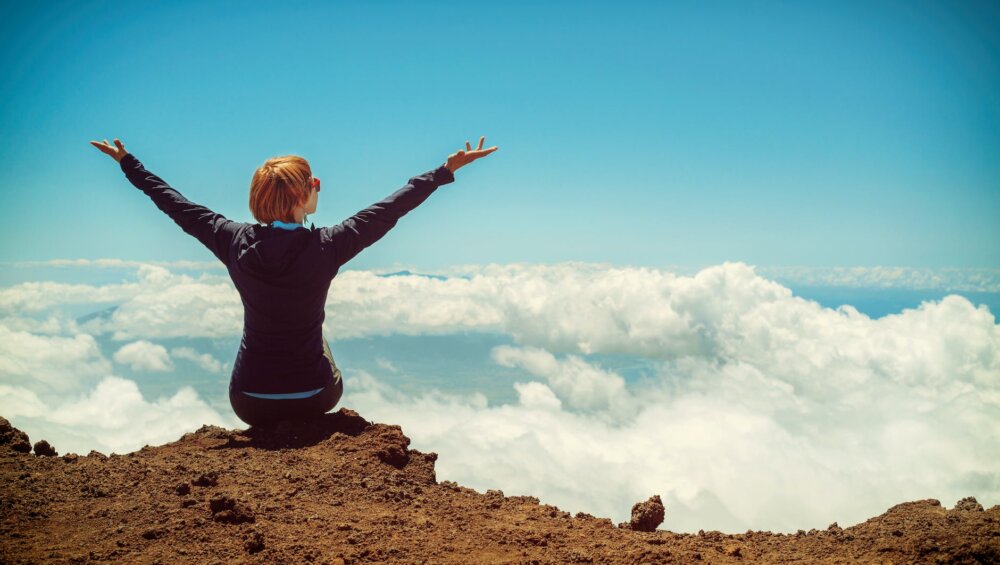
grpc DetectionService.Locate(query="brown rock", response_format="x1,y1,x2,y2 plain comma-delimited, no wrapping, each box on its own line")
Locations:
244,530,265,554
209,495,254,524
627,495,665,532
954,496,984,512
0,416,31,453
192,471,219,487
369,424,411,468
33,440,58,457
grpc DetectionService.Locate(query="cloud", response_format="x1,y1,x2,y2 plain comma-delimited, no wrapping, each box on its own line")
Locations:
492,345,627,413
171,346,224,373
112,340,174,372
1,376,238,455
79,266,243,340
0,265,242,340
0,279,141,315
757,265,1000,292
0,325,113,393
0,385,48,419
0,319,237,456
512,381,562,410
0,313,85,335
323,269,505,338
0,263,232,315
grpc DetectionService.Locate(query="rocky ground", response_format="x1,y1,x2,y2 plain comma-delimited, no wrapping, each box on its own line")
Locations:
1,412,997,564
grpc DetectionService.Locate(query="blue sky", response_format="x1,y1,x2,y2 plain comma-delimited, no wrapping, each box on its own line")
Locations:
1,0,997,269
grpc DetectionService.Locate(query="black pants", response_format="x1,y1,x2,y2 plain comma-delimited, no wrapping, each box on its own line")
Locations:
229,338,344,428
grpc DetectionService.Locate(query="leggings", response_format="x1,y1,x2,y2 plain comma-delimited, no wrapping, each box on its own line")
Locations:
229,338,344,428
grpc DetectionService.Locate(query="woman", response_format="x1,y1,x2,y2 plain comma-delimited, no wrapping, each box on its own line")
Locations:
89,136,499,427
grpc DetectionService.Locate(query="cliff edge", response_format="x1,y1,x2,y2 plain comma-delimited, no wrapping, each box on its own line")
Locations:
1,413,997,564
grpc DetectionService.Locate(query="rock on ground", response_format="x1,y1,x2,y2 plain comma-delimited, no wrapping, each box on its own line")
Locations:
0,417,31,453
32,440,57,457
625,495,665,532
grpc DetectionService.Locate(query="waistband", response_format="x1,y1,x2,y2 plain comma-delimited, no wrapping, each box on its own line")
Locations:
240,387,325,400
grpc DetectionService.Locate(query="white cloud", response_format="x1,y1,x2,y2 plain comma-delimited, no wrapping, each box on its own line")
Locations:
98,267,242,340
0,325,113,393
1,260,998,535
2,376,238,455
513,381,563,410
0,385,48,418
0,313,85,335
323,270,505,338
0,265,242,339
0,279,142,314
492,345,627,413
171,346,224,373
0,313,238,455
113,340,174,372
757,265,1000,292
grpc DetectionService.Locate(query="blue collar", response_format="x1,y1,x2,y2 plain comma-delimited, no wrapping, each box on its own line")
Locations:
271,219,304,231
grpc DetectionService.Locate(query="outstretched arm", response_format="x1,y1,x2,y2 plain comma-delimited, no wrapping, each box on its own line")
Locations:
89,138,242,265
319,164,455,270
319,135,499,271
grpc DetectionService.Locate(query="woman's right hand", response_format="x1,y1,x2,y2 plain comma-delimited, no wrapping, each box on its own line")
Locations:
445,136,498,174
89,138,129,163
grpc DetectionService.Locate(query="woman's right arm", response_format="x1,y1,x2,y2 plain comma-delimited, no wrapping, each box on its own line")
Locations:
319,164,455,270
319,136,498,271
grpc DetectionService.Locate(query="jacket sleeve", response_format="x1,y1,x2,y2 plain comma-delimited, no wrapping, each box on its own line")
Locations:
319,164,455,270
119,153,242,265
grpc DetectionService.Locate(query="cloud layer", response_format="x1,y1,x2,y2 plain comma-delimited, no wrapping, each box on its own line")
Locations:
1,260,997,533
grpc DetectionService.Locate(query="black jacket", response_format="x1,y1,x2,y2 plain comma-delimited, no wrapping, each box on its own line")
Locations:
119,152,456,394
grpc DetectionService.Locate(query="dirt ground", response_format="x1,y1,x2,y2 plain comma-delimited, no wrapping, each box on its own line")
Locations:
1,412,997,564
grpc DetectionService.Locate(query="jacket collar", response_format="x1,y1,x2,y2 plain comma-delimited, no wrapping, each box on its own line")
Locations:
270,219,305,231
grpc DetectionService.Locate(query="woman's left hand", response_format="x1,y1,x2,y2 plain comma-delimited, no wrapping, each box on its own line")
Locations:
445,136,498,174
89,138,129,163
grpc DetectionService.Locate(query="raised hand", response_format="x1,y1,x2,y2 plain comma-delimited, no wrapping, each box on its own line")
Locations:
445,136,498,174
89,138,129,163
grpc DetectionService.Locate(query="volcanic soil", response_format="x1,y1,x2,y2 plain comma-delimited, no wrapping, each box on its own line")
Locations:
1,412,997,564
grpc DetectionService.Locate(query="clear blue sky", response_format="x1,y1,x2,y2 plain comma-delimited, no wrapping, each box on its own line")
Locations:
1,0,997,270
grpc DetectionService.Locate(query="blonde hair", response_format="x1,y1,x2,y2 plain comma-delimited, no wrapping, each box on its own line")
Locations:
249,155,312,224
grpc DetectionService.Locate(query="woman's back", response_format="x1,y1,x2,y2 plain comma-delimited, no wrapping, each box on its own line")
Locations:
227,223,337,394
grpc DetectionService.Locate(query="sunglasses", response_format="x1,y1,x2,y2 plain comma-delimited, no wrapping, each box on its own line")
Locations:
310,176,321,192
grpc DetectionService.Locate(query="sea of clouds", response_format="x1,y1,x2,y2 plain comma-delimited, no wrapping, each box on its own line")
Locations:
1,260,997,533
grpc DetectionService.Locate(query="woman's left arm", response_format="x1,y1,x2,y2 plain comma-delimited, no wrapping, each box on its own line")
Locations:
90,139,242,265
